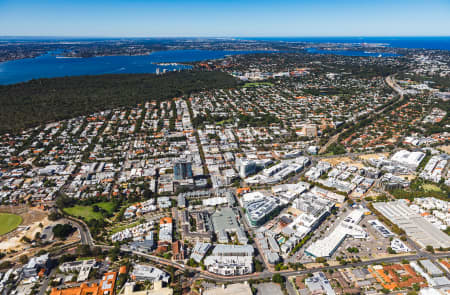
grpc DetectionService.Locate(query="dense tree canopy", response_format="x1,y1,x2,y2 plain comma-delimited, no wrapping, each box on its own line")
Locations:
52,223,76,239
0,70,237,134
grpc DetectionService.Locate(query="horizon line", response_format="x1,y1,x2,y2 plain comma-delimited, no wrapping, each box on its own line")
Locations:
1,35,450,39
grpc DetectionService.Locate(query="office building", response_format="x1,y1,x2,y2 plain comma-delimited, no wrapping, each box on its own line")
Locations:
391,150,426,169
174,158,193,180
211,207,248,244
305,272,336,295
306,209,367,257
131,264,170,283
236,158,257,179
204,244,254,276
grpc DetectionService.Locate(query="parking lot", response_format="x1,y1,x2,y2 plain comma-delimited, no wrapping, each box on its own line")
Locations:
285,206,346,264
333,215,404,261
255,283,283,295
284,205,405,264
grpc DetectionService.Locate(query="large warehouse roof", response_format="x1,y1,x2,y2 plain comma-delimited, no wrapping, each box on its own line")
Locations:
373,201,450,249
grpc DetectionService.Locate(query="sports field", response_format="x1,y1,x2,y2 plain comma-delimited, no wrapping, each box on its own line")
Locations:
243,82,274,87
422,183,442,192
63,202,114,221
0,213,23,236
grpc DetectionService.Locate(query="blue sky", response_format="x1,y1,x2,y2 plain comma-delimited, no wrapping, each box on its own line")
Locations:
0,0,449,37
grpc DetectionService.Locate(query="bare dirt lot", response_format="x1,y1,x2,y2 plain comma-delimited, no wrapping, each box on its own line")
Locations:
322,156,365,168
0,205,48,250
358,153,389,161
255,283,283,295
0,205,78,259
0,205,47,225
437,145,450,154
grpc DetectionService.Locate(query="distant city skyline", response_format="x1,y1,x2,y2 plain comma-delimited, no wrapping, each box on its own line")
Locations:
1,0,449,37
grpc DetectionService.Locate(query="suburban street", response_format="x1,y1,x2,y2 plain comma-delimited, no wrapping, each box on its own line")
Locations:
67,213,450,283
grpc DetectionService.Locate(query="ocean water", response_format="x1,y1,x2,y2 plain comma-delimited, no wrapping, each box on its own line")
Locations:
0,49,267,85
241,36,450,51
306,48,400,57
1,37,449,85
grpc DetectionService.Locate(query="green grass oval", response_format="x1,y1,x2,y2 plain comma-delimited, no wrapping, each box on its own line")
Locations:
0,213,23,236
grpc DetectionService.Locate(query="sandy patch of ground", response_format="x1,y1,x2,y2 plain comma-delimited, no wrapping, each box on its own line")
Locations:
327,260,340,266
386,138,397,144
350,191,364,199
363,252,411,261
286,207,302,216
0,216,53,252
322,156,365,169
306,263,325,269
0,217,80,262
0,205,76,256
437,145,450,154
322,156,353,166
401,174,417,181
359,153,389,160
365,190,382,198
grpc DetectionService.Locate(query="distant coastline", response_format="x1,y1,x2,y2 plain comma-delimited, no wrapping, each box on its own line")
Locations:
0,49,270,85
1,36,449,84
238,36,450,51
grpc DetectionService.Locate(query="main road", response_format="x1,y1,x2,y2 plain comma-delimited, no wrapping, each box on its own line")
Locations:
68,214,450,282
319,74,404,154
65,73,445,282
